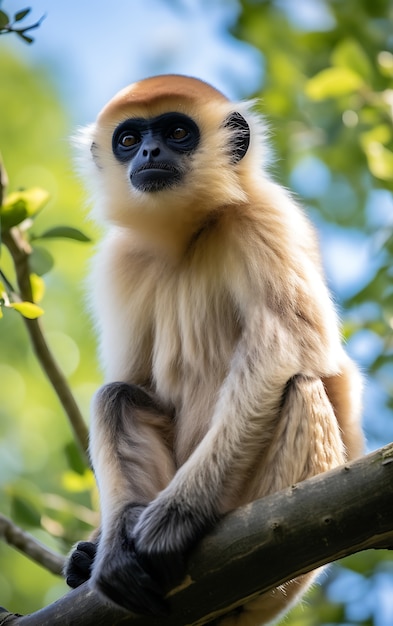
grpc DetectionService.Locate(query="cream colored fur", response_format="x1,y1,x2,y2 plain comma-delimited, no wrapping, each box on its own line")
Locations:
82,75,363,625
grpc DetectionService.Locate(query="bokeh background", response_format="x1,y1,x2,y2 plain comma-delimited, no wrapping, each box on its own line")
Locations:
0,0,392,623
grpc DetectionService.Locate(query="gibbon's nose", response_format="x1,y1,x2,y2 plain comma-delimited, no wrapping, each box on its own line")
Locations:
142,140,161,160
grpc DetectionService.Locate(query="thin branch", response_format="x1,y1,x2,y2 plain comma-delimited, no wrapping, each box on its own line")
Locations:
2,229,89,457
0,269,16,294
0,514,65,576
0,14,46,42
1,442,392,626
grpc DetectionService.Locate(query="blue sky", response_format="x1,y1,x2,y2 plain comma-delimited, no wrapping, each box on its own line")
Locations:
3,2,393,621
4,0,263,123
4,0,383,294
3,0,393,448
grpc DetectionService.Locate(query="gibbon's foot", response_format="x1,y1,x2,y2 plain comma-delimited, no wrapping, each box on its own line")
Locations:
93,503,169,615
94,540,169,616
65,541,97,589
132,496,199,590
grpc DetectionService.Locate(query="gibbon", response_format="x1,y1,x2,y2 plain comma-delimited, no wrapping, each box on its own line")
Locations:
65,74,363,625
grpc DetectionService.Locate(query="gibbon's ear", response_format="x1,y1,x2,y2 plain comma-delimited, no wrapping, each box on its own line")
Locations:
90,141,102,168
224,111,250,163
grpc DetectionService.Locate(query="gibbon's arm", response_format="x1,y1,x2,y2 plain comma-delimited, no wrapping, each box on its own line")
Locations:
89,230,157,385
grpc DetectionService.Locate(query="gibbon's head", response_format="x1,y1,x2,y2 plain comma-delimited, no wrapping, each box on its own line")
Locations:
85,75,266,236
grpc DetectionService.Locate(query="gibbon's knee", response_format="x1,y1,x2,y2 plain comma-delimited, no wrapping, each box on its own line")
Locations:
92,382,173,444
93,382,161,420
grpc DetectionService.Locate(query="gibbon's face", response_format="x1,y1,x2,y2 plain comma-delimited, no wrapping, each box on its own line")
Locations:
111,112,200,193
90,77,253,230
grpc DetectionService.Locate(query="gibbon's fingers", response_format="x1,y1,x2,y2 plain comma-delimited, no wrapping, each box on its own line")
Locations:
65,541,97,588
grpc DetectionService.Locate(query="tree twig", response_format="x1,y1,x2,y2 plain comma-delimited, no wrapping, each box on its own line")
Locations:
0,514,65,576
1,442,392,625
2,229,89,457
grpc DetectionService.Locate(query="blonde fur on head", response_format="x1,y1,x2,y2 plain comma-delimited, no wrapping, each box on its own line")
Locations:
82,89,269,225
65,75,363,625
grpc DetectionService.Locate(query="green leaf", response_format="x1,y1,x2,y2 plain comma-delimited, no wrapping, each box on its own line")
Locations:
331,39,372,81
306,67,364,101
0,10,9,28
0,199,28,230
35,225,92,243
360,124,393,181
14,8,31,22
360,124,392,147
378,50,393,78
360,125,393,180
364,142,393,181
20,187,50,215
29,244,54,276
64,441,88,475
10,301,44,319
62,469,95,493
30,272,45,303
11,495,41,527
1,187,50,230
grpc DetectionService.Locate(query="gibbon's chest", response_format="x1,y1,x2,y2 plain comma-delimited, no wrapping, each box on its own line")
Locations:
150,259,242,406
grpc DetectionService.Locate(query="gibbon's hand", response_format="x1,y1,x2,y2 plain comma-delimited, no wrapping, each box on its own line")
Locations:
94,503,170,616
65,540,97,588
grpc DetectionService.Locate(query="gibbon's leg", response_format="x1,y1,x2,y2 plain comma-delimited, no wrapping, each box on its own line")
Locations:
88,382,176,615
214,375,346,626
323,356,364,461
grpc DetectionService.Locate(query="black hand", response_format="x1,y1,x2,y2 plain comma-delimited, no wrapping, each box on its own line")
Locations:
65,541,97,588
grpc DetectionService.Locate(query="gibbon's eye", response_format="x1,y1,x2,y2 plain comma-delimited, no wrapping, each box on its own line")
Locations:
112,120,146,161
169,127,188,141
119,133,140,148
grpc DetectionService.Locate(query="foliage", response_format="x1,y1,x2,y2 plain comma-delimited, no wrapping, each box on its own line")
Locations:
237,1,393,624
0,3,44,44
238,0,393,434
0,185,90,320
0,50,99,613
0,0,392,623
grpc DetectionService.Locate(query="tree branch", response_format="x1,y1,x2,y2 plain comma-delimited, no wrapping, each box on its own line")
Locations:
0,514,65,576
1,442,392,626
2,230,89,457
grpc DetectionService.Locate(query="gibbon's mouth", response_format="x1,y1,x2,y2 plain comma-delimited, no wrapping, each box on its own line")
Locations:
131,162,181,192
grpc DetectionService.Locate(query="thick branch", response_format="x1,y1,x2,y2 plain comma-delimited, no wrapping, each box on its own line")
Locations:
0,514,65,576
1,442,392,626
2,230,89,456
